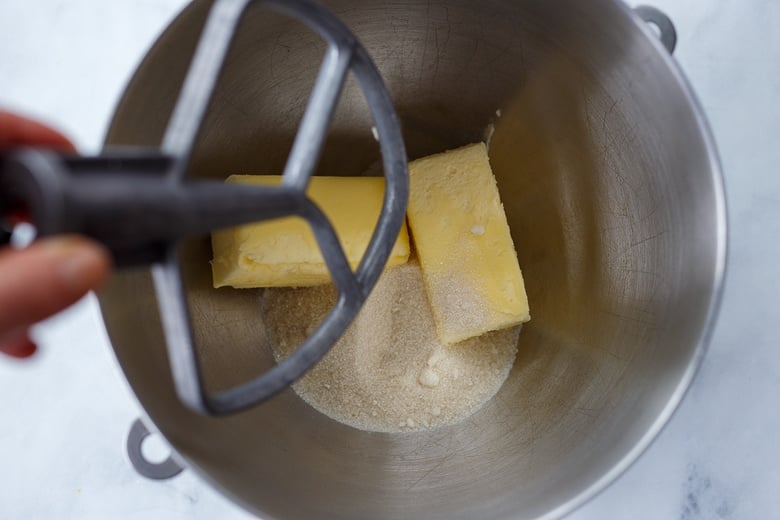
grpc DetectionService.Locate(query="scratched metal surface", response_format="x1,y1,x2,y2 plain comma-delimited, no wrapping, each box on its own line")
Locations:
97,1,724,519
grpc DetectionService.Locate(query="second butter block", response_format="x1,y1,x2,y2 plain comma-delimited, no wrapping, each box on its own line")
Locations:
407,142,530,345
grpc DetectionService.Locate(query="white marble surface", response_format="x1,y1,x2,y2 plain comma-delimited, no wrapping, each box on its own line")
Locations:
0,1,777,519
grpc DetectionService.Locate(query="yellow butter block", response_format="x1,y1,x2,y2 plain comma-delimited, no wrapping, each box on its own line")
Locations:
211,175,410,288
407,143,530,345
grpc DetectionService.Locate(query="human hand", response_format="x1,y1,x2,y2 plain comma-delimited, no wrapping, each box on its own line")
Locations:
0,110,111,358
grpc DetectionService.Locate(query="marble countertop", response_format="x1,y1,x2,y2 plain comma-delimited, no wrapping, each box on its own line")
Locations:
1,0,777,518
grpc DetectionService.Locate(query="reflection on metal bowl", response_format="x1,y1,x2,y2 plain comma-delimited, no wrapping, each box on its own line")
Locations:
100,1,726,518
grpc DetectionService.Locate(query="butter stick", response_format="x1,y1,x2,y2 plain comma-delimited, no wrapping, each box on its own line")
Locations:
407,143,530,345
211,175,410,288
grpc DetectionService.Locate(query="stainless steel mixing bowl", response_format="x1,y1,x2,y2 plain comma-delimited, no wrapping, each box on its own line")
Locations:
99,0,726,518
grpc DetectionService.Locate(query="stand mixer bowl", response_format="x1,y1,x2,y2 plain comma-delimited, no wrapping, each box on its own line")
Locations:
99,0,726,518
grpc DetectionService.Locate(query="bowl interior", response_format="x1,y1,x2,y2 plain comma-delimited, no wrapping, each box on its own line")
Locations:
100,0,724,518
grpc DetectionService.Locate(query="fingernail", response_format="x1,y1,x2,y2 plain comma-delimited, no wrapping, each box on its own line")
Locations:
1,338,37,359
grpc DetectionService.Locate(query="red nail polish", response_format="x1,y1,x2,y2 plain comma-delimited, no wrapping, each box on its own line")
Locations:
2,338,37,358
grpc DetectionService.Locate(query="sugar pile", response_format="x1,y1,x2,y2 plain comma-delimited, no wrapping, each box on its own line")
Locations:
262,260,520,433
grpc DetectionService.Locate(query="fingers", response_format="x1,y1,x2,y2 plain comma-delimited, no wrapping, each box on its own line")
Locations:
0,111,89,359
0,236,111,353
0,110,75,152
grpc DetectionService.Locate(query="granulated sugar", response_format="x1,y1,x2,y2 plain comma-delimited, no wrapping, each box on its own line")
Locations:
262,260,520,433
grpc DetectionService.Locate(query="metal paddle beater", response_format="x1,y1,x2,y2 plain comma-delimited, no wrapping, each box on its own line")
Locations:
0,0,408,416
